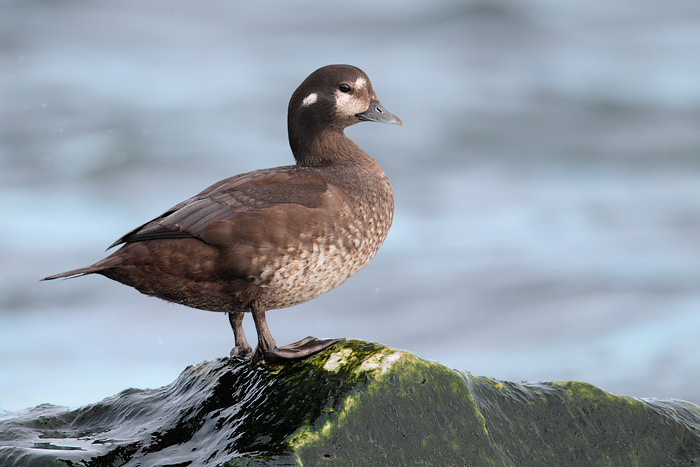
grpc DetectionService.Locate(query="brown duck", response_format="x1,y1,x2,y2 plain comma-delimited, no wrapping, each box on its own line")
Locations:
43,64,401,363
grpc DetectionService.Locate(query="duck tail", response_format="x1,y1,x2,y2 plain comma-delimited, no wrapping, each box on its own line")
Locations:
41,257,121,281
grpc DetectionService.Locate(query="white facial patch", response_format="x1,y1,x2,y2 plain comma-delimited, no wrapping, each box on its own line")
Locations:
334,76,369,116
302,93,318,107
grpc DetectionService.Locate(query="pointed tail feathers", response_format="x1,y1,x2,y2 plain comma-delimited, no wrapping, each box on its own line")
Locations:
42,257,122,281
42,266,99,281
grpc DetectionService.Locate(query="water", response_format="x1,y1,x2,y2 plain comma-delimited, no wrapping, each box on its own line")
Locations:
2,0,700,411
2,344,699,465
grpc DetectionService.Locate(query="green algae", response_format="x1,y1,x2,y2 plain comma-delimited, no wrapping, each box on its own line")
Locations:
465,377,700,466
290,349,503,466
1,340,699,466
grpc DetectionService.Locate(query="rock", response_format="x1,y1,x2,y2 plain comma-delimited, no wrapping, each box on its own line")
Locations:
1,340,699,466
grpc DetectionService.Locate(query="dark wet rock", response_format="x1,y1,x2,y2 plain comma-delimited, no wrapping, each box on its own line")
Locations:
1,340,699,466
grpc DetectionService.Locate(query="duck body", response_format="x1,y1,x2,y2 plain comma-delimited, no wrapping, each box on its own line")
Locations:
43,64,401,362
95,160,393,313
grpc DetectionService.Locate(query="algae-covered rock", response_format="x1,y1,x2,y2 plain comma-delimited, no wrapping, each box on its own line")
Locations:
1,340,699,466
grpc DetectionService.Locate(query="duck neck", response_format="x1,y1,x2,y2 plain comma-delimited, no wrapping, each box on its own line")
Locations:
295,132,363,167
288,111,366,167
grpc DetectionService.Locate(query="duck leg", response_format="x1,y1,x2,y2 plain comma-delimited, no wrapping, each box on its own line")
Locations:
250,303,344,364
228,311,253,357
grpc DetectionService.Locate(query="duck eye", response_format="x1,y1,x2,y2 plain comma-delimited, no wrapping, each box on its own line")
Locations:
339,83,352,93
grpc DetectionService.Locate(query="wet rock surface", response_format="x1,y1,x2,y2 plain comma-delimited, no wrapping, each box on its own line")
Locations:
1,341,699,466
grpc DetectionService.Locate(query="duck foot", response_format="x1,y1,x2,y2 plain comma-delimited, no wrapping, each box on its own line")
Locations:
230,344,254,358
251,337,345,364
228,311,253,358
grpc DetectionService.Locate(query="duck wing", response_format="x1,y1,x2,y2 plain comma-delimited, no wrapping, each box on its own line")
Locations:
108,166,329,249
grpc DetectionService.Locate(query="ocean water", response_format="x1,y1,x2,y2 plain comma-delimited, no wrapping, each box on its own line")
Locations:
1,0,700,411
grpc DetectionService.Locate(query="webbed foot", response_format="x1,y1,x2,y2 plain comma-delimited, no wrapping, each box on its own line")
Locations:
251,336,345,364
227,311,253,359
230,343,254,358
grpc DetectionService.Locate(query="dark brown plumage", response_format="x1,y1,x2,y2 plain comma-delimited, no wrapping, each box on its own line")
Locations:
43,64,402,363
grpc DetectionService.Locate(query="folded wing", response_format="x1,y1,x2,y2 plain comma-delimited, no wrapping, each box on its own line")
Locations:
109,167,330,249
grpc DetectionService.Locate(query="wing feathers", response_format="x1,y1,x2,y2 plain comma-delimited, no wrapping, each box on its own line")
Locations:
108,168,330,248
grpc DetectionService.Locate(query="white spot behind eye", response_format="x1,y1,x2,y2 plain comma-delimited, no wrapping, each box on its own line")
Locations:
354,77,366,89
302,93,318,107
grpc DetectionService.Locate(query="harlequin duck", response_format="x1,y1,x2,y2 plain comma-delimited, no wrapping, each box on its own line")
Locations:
43,64,401,363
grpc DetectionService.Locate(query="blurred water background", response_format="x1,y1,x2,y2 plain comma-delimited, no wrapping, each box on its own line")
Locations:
1,0,699,412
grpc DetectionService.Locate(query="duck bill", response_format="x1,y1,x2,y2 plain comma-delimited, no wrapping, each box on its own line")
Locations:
355,98,402,126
